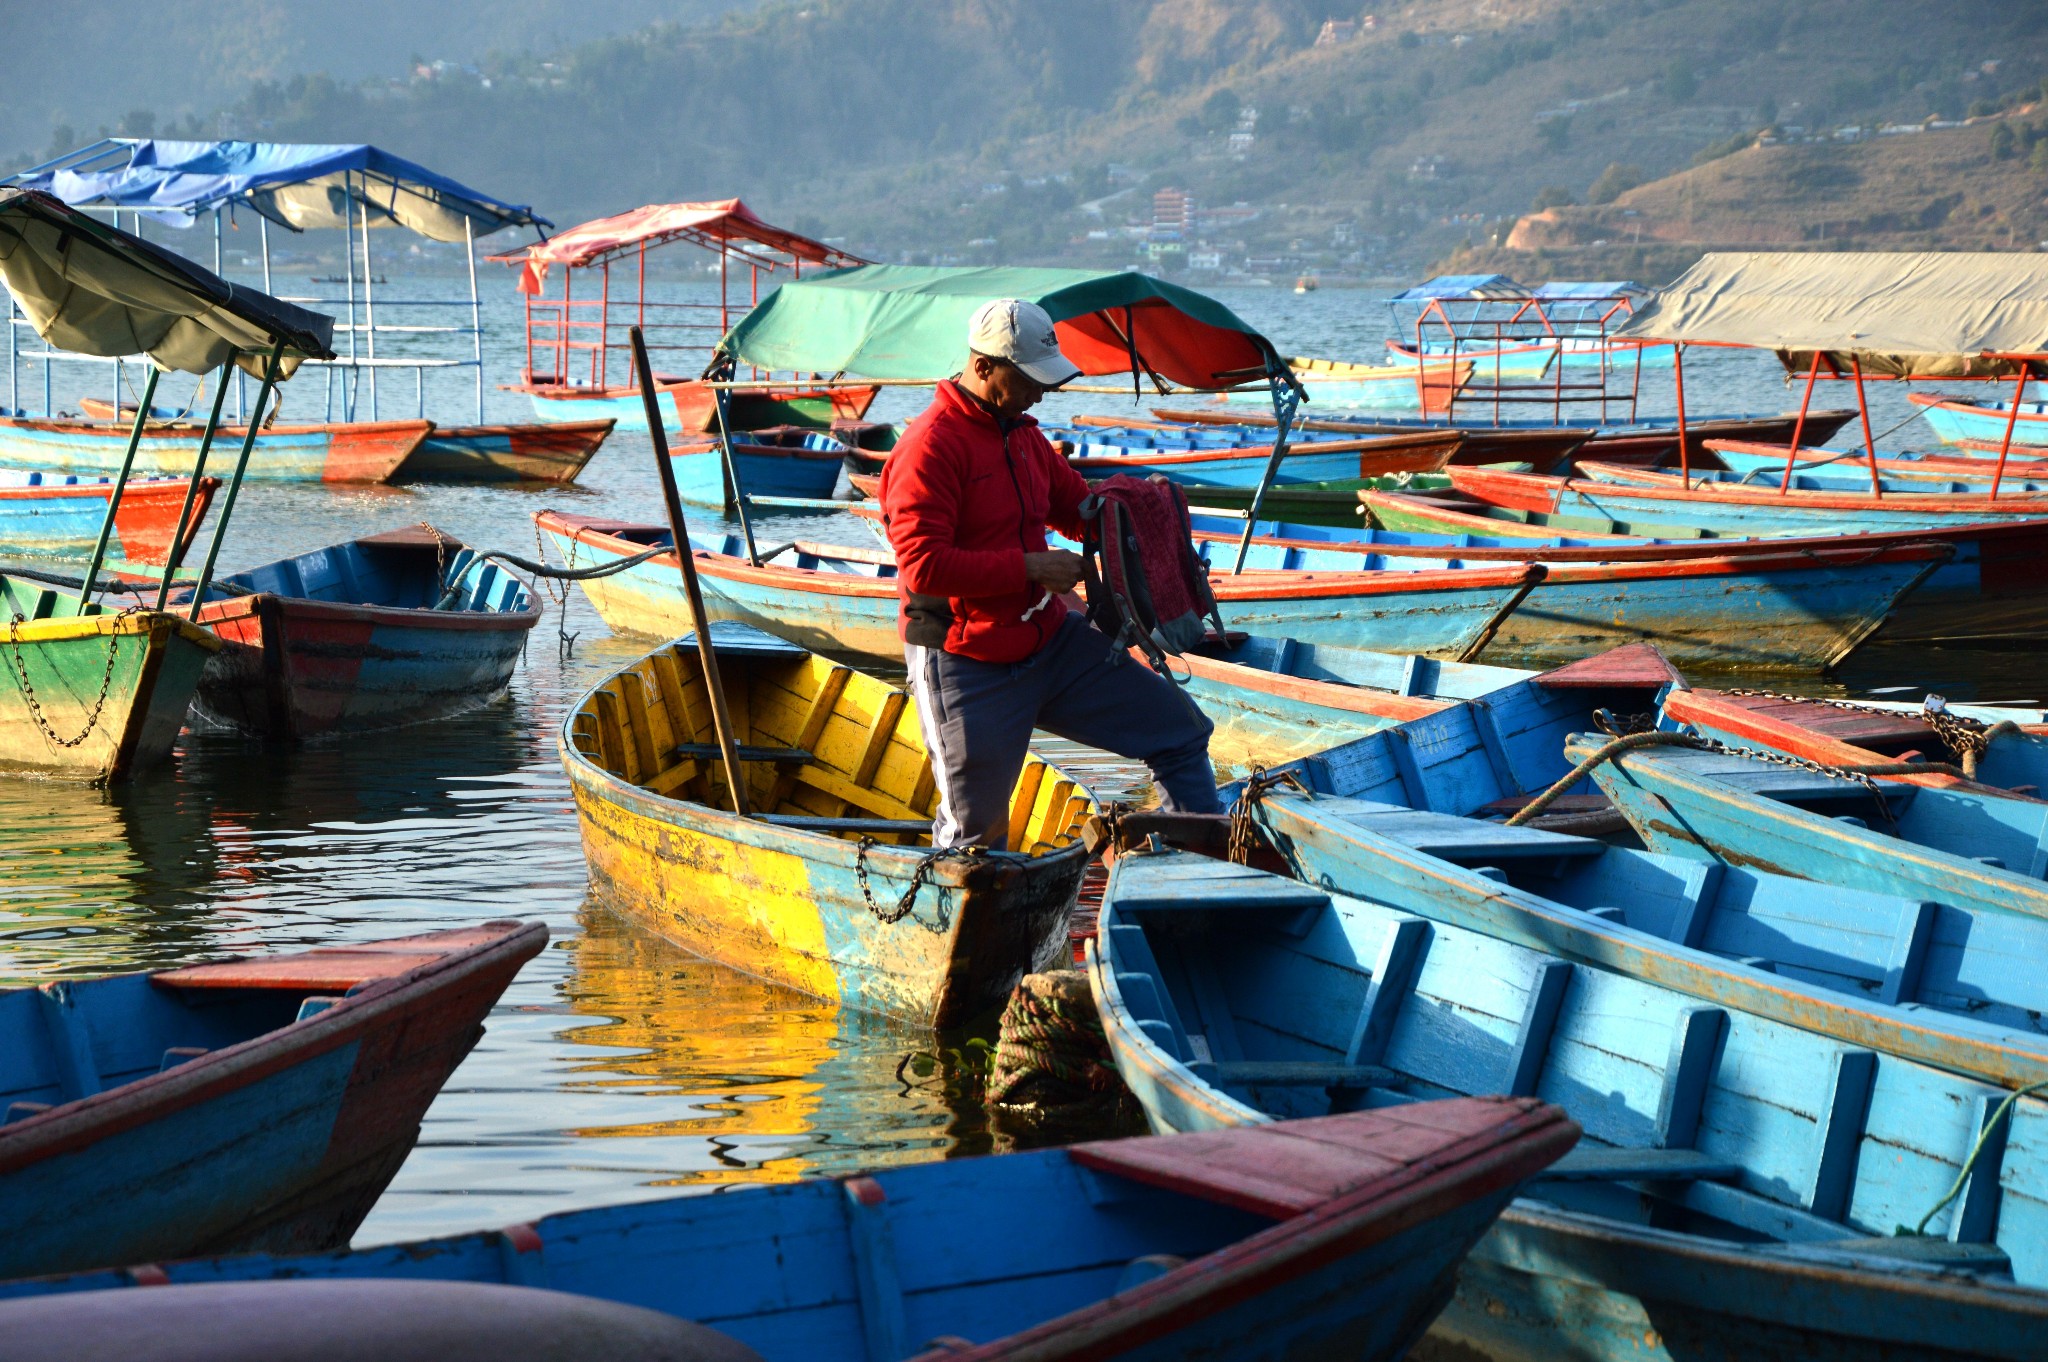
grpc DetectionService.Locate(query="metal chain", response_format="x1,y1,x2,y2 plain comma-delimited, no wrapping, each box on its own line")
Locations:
416,521,454,599
5,606,144,749
1717,687,2005,778
1226,765,1309,864
1591,709,1899,824
853,837,983,934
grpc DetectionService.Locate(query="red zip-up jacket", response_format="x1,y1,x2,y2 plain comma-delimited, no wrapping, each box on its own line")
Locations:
879,379,1092,663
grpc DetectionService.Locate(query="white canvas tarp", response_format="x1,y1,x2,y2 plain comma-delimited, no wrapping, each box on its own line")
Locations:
0,189,333,377
1613,252,2048,378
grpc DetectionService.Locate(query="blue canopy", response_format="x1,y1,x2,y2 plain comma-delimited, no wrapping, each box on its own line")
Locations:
1529,281,1646,300
12,141,547,243
1389,274,1528,302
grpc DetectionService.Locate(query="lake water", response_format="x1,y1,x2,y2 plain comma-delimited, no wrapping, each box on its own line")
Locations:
0,274,2036,1245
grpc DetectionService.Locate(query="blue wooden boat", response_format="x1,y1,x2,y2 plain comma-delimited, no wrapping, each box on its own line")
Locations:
1912,390,2048,447
1578,733,2048,925
1596,452,2048,497
176,526,540,741
1089,847,2048,1361
673,427,852,507
0,414,428,483
0,920,545,1280
1044,424,1461,490
536,511,1941,673
0,470,214,563
1178,636,1530,778
1661,685,2048,795
0,1100,1578,1362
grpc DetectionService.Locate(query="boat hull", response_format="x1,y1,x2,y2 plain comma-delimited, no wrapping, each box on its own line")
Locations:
190,594,536,741
672,441,846,507
395,421,614,483
0,475,213,563
0,417,425,483
1913,392,2048,447
0,597,219,781
523,381,879,435
0,922,545,1279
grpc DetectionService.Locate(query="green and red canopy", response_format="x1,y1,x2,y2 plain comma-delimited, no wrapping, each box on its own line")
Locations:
716,264,1286,392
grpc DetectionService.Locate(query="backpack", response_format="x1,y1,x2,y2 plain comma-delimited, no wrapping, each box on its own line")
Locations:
1079,473,1226,679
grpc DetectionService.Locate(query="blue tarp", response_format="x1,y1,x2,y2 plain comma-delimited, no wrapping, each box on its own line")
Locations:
1529,281,1646,299
17,141,547,242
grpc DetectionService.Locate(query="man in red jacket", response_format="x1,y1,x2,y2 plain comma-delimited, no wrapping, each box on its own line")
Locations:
879,299,1219,848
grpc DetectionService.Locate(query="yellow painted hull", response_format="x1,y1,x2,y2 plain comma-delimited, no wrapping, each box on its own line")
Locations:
560,626,1093,1027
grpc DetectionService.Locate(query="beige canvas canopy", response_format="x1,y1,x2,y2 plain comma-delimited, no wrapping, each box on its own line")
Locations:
1613,252,2048,379
0,188,334,378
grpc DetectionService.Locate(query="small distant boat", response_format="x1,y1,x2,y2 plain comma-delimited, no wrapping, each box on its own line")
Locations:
1293,274,1318,293
0,412,427,483
77,400,614,485
1911,390,2048,447
561,622,1092,1025
0,1099,1578,1362
1216,354,1469,413
177,525,539,741
671,425,853,507
0,920,546,1279
0,469,214,563
1388,337,1556,381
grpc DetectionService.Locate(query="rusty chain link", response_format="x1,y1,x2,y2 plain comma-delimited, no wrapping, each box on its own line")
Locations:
854,837,983,933
5,606,146,750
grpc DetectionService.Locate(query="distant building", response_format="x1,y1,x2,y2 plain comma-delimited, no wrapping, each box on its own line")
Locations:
1188,250,1224,271
1152,188,1194,240
1228,131,1257,157
1316,19,1358,46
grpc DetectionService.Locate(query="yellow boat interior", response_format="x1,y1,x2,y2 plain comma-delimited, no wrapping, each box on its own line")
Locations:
566,628,1093,854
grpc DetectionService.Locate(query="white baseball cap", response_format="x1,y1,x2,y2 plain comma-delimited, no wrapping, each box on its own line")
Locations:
967,298,1082,388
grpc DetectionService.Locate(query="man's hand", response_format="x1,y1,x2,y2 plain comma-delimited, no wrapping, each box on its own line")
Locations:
1023,550,1085,594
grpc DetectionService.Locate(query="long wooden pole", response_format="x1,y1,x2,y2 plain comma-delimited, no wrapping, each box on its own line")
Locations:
632,325,750,816
78,365,161,602
1232,367,1300,574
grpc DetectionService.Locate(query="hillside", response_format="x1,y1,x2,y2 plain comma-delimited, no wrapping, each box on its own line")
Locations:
14,0,2048,277
1444,113,2048,279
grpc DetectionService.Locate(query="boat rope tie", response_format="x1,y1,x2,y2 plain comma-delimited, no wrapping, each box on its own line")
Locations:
1721,687,2025,781
1226,764,1311,864
4,606,144,750
1904,1078,2048,1237
853,838,982,933
987,970,1129,1109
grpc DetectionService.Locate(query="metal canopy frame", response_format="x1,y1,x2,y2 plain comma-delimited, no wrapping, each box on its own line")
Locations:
1400,286,1647,426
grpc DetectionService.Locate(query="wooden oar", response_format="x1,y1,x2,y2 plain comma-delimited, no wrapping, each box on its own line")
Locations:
632,326,751,817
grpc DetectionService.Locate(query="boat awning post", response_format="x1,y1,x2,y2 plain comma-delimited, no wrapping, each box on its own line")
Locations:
1778,352,1823,494
710,374,760,568
156,364,235,610
1232,362,1303,574
1673,344,1690,482
632,325,751,816
1990,363,2031,501
78,364,162,601
466,216,482,424
188,339,287,621
1850,357,1881,500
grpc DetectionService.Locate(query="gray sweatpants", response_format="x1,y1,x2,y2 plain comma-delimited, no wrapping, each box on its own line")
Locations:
906,613,1221,849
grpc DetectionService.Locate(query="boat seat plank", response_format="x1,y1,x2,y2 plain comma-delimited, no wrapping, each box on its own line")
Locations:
151,928,510,990
673,743,814,764
1537,1147,1744,1183
1111,858,1331,913
755,815,930,834
1338,804,1605,862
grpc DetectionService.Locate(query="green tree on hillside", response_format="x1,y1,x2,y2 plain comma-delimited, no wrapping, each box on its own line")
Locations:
1991,123,2017,160
1587,163,1643,204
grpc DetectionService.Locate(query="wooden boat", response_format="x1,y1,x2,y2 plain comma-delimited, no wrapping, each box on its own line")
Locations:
0,414,426,483
1912,390,2048,447
0,920,546,1279
1610,447,2048,496
1551,460,2048,523
561,622,1094,1026
1707,436,2048,478
1214,354,1471,413
177,526,539,741
537,510,1935,671
1088,847,2048,1362
844,468,1454,528
1148,407,1593,472
1171,636,1530,778
673,426,852,507
395,420,614,483
1663,686,2048,794
0,1101,1579,1362
1056,426,1461,489
1368,479,2048,646
0,469,214,563
0,574,220,781
1388,338,1556,380
522,374,879,435
1578,734,2048,924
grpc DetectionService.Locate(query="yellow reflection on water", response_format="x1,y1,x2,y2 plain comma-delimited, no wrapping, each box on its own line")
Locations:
552,903,959,1188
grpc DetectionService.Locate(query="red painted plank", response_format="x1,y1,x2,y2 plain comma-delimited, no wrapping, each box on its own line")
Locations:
153,926,519,990
1532,641,1688,690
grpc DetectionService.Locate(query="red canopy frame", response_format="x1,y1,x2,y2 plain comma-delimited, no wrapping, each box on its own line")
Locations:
1407,290,1645,425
